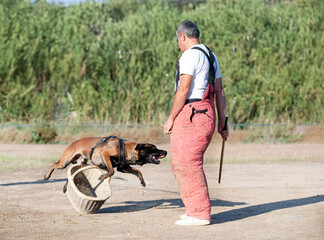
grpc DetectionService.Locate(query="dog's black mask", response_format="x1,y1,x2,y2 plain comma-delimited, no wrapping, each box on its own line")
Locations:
135,144,167,166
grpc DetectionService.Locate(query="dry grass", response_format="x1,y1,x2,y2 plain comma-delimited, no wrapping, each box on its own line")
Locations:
294,125,324,143
1,125,324,145
0,127,31,143
55,125,169,145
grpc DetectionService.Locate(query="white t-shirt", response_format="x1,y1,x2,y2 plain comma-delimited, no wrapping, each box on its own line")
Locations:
176,44,222,99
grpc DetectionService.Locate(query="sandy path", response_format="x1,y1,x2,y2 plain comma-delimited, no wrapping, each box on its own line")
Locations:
0,143,323,239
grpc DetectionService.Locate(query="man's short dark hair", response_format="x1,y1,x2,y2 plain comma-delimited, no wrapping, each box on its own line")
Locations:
176,20,200,39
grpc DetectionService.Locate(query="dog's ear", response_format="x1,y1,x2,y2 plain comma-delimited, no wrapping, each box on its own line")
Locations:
135,143,156,150
135,144,145,150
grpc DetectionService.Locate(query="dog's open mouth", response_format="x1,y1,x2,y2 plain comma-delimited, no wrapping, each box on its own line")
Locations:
150,153,166,164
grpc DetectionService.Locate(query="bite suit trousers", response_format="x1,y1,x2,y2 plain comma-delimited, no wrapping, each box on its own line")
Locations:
170,86,216,220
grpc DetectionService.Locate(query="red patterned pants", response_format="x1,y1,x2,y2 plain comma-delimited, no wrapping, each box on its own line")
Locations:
170,99,215,220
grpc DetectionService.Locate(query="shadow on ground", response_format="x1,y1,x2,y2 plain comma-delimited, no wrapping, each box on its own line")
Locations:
99,194,324,224
2,177,323,226
0,178,67,186
212,195,324,224
98,198,246,214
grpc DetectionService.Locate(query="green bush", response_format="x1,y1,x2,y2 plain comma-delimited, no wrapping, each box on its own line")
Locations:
29,124,57,143
0,0,323,124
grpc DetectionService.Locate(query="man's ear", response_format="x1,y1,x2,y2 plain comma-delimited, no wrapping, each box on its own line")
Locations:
180,33,185,42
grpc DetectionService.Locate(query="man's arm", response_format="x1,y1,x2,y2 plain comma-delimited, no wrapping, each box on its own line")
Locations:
163,74,192,134
215,77,229,139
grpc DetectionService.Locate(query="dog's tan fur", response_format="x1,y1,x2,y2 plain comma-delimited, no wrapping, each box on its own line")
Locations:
44,137,166,188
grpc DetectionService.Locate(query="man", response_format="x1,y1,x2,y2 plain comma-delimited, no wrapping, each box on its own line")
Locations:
164,20,228,226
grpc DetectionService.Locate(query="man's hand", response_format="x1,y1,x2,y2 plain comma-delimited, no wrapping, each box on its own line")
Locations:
218,121,229,140
214,77,228,140
164,118,174,134
164,74,192,135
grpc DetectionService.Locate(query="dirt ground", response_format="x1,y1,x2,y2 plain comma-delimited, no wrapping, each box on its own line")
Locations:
0,142,324,240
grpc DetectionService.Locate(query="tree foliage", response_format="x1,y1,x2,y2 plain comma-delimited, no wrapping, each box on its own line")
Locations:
0,0,323,124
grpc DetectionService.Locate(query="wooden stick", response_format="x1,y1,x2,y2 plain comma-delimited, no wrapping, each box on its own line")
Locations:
218,115,228,184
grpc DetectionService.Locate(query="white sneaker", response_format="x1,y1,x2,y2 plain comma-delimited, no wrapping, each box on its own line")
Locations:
180,214,187,219
175,216,210,226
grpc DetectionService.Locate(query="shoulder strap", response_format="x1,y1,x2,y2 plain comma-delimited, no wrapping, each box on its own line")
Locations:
175,61,180,93
118,138,125,165
175,46,216,94
89,136,116,160
191,46,216,87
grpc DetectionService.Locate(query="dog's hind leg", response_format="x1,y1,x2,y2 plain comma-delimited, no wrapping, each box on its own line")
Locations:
117,165,146,187
43,153,87,180
63,181,68,193
62,154,88,193
43,161,64,180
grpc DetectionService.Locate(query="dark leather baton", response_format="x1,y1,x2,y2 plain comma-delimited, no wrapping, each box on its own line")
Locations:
218,115,228,184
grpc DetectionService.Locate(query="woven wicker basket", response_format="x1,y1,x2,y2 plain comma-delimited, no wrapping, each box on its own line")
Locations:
66,164,112,214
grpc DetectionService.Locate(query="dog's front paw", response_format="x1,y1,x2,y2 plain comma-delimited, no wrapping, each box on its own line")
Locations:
99,175,105,181
99,174,110,181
